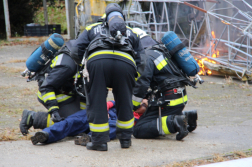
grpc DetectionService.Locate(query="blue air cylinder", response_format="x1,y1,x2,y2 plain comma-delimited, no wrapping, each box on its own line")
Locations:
161,31,199,76
26,33,64,72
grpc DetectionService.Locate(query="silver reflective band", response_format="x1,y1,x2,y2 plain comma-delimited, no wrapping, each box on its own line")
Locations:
132,95,143,103
154,55,165,67
43,94,55,101
89,125,109,130
55,54,63,66
116,121,134,128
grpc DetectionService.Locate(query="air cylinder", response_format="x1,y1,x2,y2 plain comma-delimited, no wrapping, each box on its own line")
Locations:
26,33,64,72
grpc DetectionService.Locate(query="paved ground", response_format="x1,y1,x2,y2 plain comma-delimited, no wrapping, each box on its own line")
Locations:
0,45,252,167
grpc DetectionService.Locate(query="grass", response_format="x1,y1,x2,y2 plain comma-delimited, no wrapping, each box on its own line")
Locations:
0,40,40,46
0,127,37,141
0,65,25,74
6,59,26,63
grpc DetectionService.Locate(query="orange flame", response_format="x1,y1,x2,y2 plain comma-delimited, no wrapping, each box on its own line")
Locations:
211,31,216,38
195,57,216,76
195,31,219,75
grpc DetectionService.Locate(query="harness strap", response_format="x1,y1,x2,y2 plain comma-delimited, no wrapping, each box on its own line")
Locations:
169,43,185,56
41,43,52,57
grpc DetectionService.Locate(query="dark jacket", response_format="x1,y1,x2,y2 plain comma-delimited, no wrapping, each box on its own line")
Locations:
70,22,144,68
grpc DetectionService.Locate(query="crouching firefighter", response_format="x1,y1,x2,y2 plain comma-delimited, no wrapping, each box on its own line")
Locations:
70,3,145,151
20,39,86,136
132,28,199,140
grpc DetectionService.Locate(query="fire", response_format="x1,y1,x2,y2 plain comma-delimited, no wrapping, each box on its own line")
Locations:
195,31,219,75
195,57,216,76
211,31,216,38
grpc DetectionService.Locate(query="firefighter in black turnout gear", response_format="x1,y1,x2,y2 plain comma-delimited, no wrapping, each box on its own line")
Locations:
132,28,198,140
70,3,144,151
20,40,86,136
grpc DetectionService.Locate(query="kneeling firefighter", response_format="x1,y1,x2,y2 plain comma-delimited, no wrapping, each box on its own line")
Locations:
20,34,86,136
132,28,199,140
70,3,145,151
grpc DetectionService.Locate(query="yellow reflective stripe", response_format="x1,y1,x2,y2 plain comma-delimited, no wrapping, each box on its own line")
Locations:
56,94,72,103
85,22,102,31
37,91,43,101
48,106,59,112
80,102,86,109
132,95,142,107
162,116,170,134
101,13,106,18
126,26,138,37
42,92,56,102
88,50,136,65
73,72,81,78
116,117,134,129
168,95,188,106
154,55,167,71
135,72,141,81
50,54,63,68
156,59,167,70
89,122,109,132
50,56,58,68
132,100,141,107
47,114,54,127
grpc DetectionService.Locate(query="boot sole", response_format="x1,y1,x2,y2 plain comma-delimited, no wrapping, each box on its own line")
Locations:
176,116,189,141
74,134,91,146
86,143,108,151
121,141,132,148
31,132,48,145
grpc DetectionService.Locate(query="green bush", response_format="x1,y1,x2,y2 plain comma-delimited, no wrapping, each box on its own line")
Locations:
33,0,67,34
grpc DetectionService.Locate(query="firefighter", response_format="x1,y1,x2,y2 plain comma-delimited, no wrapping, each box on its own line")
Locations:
70,3,144,151
19,40,86,136
132,28,198,140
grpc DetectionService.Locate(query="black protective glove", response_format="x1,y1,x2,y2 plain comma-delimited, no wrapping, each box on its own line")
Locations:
50,109,64,122
37,75,45,87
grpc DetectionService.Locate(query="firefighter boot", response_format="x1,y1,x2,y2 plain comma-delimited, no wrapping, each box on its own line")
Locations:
31,131,49,145
20,109,36,136
32,111,48,129
183,110,198,132
120,139,132,148
86,142,108,151
74,133,91,146
173,115,189,140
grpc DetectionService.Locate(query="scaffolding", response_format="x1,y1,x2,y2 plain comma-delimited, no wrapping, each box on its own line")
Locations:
75,0,252,81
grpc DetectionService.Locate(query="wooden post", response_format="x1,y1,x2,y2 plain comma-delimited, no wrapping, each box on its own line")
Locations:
43,0,49,25
3,0,11,40
65,0,75,39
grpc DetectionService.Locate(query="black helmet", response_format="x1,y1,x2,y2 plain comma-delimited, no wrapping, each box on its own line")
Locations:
105,3,126,38
105,3,123,19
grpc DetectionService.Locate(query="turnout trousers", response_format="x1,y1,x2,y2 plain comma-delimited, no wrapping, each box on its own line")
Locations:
133,104,185,139
87,58,136,145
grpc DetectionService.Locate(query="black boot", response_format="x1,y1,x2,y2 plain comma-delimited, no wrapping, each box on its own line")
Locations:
86,142,108,151
20,109,36,136
173,115,189,140
33,111,48,129
31,131,49,145
74,133,91,146
120,139,131,148
183,110,198,132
